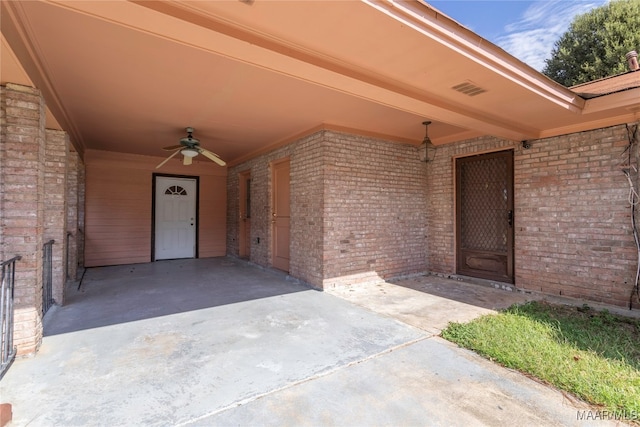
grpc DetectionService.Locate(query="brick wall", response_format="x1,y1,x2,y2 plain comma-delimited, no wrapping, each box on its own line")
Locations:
241,150,272,268
290,133,325,286
428,123,639,308
228,129,427,288
227,134,318,277
1,89,4,261
516,125,637,307
321,131,427,286
0,83,46,354
77,158,85,269
228,123,638,307
44,129,69,305
226,168,240,258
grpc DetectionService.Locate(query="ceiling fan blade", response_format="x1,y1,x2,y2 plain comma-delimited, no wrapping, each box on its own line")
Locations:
199,148,226,166
183,154,193,166
155,149,181,169
162,144,184,151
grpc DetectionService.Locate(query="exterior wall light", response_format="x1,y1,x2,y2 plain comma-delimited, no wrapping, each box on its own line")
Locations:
420,120,436,163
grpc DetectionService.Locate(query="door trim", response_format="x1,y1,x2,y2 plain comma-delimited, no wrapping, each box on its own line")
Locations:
151,173,200,261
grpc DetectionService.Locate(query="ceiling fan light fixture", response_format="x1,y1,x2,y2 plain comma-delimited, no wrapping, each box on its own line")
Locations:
181,148,199,158
157,127,225,170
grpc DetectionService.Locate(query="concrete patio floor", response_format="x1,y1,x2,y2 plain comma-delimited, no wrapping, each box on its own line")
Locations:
0,257,622,426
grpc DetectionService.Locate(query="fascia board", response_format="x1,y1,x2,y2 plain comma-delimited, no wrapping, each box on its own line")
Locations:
581,88,640,115
369,0,585,113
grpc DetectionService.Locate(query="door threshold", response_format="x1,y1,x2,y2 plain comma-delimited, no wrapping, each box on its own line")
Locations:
432,272,517,293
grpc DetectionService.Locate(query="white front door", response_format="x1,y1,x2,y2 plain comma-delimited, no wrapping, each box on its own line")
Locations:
155,176,197,260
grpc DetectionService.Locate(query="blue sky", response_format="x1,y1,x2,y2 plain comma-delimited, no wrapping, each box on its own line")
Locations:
428,0,608,70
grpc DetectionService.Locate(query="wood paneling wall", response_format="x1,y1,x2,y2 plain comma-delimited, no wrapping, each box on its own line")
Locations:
198,175,227,257
84,150,226,267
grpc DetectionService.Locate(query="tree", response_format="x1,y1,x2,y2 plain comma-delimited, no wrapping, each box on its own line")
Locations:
542,0,640,87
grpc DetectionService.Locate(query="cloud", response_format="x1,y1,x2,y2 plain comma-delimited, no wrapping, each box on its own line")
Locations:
495,0,607,70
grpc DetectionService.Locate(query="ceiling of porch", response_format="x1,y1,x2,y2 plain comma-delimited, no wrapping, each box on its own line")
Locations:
2,1,639,166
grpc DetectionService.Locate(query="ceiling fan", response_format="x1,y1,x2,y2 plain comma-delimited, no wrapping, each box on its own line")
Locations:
156,127,226,169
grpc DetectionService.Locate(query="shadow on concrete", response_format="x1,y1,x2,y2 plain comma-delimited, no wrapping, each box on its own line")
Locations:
389,274,530,312
45,257,310,336
325,274,538,336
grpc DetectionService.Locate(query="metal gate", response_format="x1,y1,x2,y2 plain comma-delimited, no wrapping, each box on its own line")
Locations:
1,255,21,380
42,239,55,316
456,150,514,283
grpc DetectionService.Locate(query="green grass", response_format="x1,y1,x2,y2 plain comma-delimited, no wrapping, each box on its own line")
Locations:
441,301,640,419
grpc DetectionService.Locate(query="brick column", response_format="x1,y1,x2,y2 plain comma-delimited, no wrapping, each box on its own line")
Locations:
45,129,69,305
0,83,46,355
66,150,80,282
633,122,640,309
77,160,85,270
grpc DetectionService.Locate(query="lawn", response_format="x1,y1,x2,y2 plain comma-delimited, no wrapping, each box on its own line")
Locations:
441,301,640,422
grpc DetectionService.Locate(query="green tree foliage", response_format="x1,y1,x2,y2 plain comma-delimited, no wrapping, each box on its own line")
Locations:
542,0,640,87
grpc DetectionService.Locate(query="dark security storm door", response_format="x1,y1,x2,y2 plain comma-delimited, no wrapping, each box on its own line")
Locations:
456,150,514,283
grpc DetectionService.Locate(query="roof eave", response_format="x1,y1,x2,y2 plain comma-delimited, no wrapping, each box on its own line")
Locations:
367,0,585,113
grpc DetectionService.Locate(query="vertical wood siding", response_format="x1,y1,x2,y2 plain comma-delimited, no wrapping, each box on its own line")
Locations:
84,150,226,267
198,175,227,257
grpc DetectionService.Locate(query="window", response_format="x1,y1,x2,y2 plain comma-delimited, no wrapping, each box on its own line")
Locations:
165,185,187,196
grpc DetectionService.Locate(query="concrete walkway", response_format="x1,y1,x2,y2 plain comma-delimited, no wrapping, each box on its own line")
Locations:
0,258,619,426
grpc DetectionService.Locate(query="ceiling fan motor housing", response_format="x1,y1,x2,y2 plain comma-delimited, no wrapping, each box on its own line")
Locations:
181,127,199,146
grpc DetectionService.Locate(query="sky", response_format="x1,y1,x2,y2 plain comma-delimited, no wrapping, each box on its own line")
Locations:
428,0,608,71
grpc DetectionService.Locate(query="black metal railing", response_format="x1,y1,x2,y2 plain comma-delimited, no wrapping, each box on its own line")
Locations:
1,255,21,381
66,231,72,280
42,240,55,316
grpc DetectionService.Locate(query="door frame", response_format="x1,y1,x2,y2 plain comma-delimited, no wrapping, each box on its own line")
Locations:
151,173,200,261
454,149,514,283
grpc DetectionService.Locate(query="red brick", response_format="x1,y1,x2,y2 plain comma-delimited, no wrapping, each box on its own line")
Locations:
426,124,638,308
1,83,46,355
228,130,426,288
0,403,12,427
